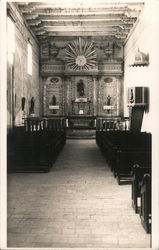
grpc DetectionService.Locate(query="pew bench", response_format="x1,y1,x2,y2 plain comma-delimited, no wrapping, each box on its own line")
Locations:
114,149,151,184
7,129,66,173
140,173,151,233
132,164,151,213
96,131,151,184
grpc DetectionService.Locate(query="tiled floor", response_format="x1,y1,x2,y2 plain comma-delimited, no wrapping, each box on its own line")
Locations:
7,139,151,248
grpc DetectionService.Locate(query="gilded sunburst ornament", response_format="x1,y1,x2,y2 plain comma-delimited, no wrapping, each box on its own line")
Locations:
65,37,97,71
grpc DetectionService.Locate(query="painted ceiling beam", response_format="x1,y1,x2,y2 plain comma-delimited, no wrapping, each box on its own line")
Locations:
24,14,137,22
33,25,131,32
36,30,127,38
28,23,134,32
20,7,132,13
27,17,136,25
18,2,144,9
32,29,130,39
23,11,140,19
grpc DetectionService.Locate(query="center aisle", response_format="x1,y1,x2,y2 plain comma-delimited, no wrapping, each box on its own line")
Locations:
8,139,150,248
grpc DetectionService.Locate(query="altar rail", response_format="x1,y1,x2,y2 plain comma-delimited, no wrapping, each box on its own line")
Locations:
67,115,95,129
24,116,129,131
24,117,66,132
96,117,129,131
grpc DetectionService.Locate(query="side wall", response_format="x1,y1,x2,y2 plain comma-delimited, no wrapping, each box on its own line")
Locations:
7,3,40,129
124,1,159,133
124,2,159,249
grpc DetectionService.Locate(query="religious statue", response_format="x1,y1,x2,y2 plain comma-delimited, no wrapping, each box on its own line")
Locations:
105,42,113,59
21,97,26,111
129,89,134,103
107,95,111,106
71,100,75,112
30,97,35,114
50,95,58,114
77,79,85,97
52,95,56,105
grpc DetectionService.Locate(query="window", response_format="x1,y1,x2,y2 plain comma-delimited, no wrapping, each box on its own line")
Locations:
7,16,15,64
27,42,32,75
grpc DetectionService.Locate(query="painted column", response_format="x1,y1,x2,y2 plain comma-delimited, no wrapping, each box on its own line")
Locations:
92,76,97,116
64,76,71,116
97,75,101,116
43,77,47,116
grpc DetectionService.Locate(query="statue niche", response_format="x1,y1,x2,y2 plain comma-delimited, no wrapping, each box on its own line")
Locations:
77,79,85,97
52,95,56,105
107,95,111,106
51,95,57,114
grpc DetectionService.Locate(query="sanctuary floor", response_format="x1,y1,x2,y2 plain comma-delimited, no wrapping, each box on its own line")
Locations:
7,139,151,248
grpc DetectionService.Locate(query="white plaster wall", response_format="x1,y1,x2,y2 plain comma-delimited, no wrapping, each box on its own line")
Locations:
124,1,159,133
124,2,159,248
7,3,40,128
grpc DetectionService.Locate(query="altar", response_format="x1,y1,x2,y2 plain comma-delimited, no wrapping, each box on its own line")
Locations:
67,115,95,129
41,37,123,120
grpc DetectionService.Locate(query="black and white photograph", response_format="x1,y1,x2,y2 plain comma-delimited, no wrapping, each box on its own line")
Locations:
0,0,159,249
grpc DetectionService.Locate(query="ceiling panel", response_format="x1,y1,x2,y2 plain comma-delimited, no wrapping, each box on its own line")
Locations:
14,1,144,43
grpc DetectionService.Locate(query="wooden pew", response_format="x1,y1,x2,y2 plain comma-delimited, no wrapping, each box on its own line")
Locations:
132,164,151,213
7,119,66,173
8,130,52,172
115,148,151,184
96,131,151,184
140,173,151,233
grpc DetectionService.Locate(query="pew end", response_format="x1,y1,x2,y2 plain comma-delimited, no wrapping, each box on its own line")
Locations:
140,173,151,234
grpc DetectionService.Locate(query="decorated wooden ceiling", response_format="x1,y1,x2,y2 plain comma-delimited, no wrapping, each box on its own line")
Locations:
15,1,144,44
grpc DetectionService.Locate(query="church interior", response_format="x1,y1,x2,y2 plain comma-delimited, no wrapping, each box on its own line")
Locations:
1,0,159,248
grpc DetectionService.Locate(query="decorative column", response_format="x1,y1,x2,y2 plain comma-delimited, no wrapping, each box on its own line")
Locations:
42,76,47,116
116,75,123,117
64,76,71,116
97,75,102,116
39,76,44,117
92,76,98,116
61,76,66,116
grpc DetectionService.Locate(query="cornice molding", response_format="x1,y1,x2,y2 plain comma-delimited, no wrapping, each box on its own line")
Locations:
40,62,123,76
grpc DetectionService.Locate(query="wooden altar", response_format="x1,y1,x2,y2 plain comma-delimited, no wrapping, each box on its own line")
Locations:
67,115,95,129
40,37,124,129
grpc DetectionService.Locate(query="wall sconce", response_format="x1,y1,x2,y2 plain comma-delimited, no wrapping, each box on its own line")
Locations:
129,49,149,67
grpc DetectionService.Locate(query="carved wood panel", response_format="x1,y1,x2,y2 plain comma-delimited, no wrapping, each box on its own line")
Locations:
98,76,121,117
42,74,122,117
68,76,94,116
43,76,64,116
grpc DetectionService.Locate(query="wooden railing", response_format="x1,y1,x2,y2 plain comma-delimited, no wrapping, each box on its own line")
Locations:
96,117,129,131
24,116,129,132
24,117,66,132
7,119,66,173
